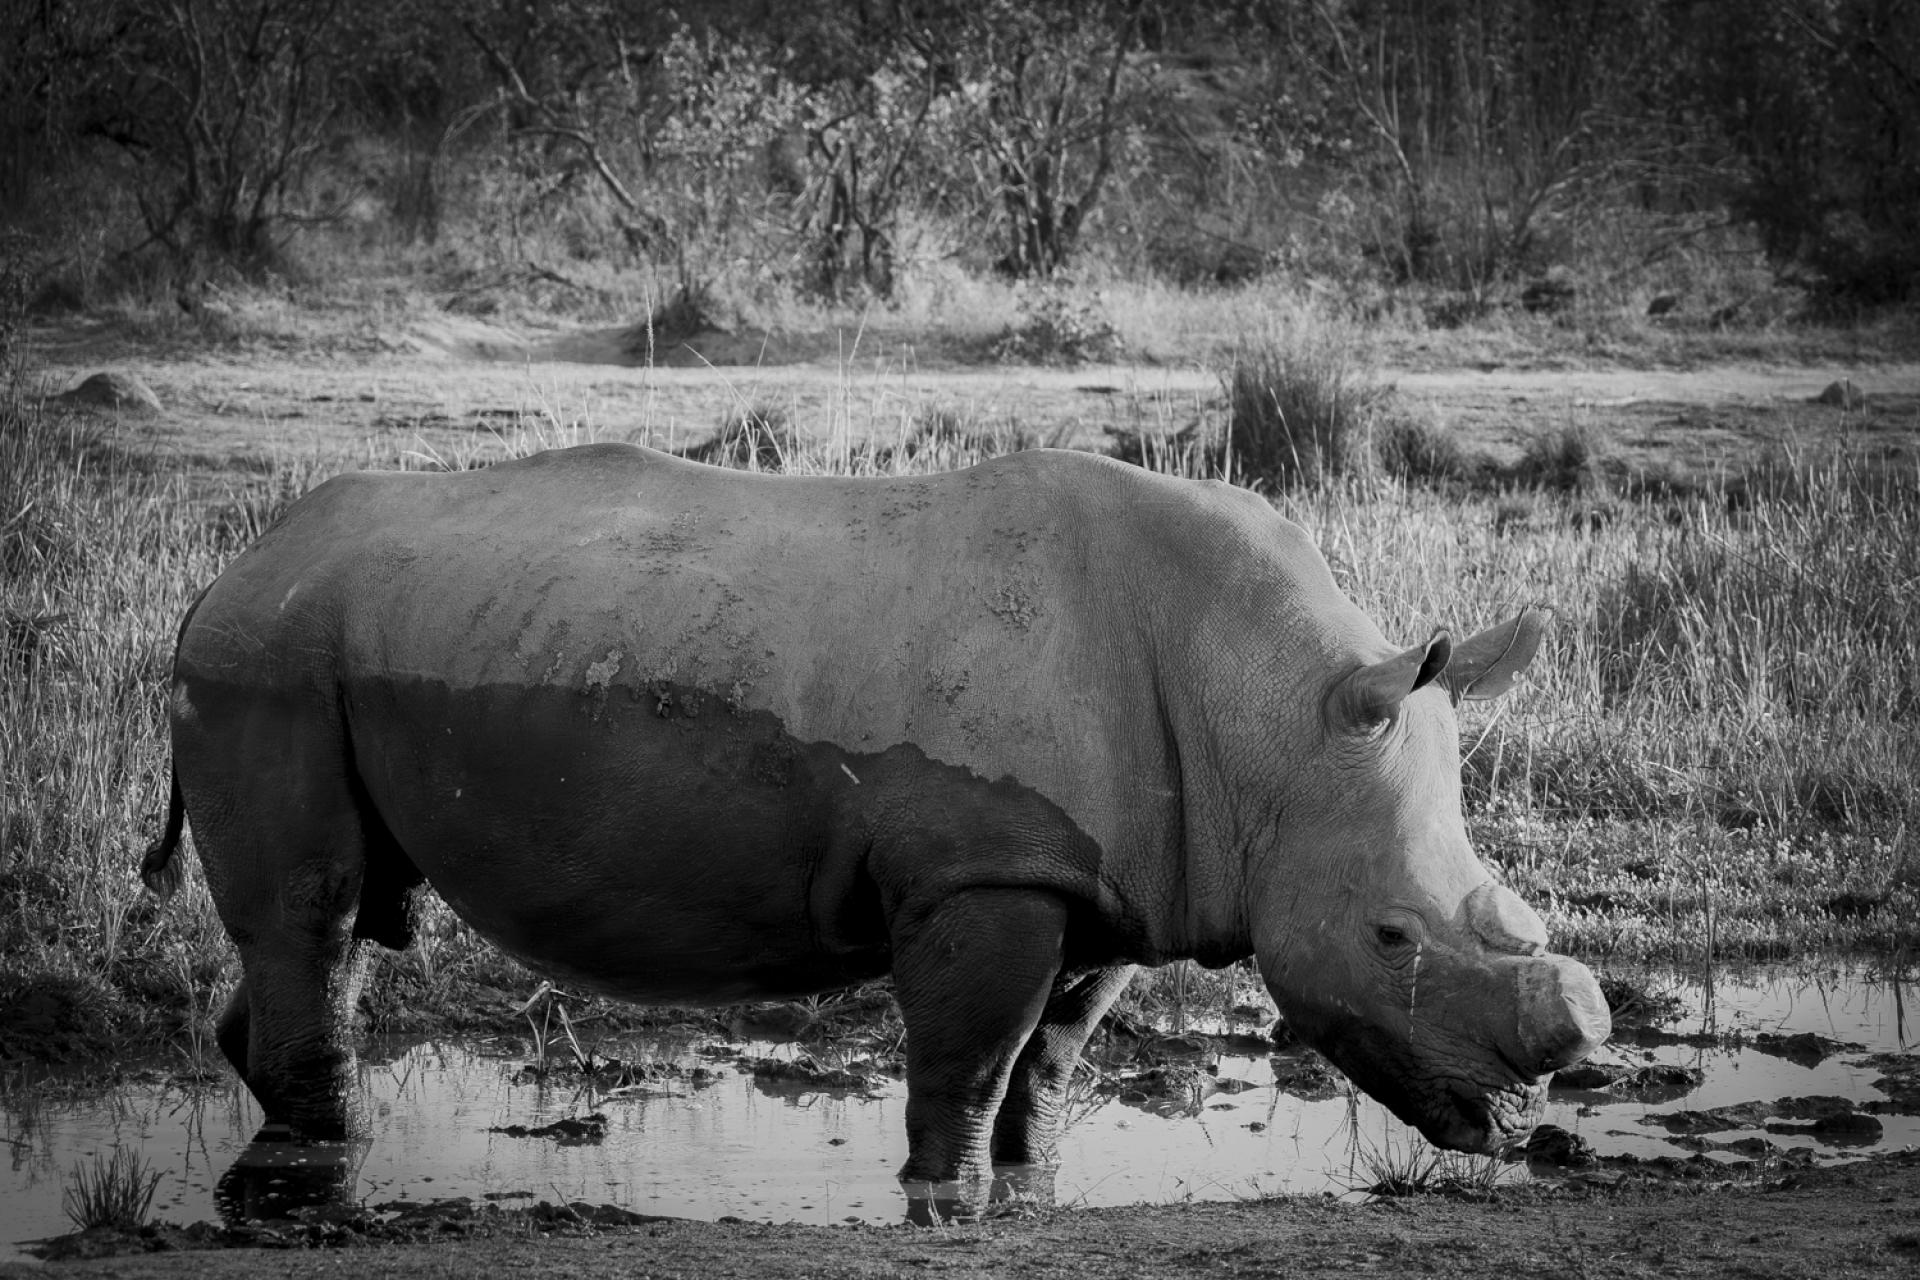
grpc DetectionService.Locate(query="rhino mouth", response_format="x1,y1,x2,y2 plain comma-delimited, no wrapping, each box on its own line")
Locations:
1314,1026,1547,1154
1410,1078,1545,1154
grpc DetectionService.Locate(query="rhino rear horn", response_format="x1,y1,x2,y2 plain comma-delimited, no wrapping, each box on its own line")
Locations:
1439,607,1551,703
1329,629,1451,729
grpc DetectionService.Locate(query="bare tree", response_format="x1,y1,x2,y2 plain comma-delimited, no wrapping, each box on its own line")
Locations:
947,2,1147,277
104,0,347,263
1303,0,1652,293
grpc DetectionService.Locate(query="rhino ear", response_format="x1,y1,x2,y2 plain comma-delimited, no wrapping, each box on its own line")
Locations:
1329,629,1451,730
1440,607,1551,702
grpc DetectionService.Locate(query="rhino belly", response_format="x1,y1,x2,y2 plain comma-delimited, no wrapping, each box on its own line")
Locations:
344,673,892,1004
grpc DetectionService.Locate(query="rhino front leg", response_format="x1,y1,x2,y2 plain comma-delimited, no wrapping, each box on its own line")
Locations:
890,888,1068,1187
991,964,1134,1166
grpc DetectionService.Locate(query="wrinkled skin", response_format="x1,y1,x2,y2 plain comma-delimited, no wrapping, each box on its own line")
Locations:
147,444,1608,1197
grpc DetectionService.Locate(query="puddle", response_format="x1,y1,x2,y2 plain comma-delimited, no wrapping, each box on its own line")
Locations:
3,963,1914,1256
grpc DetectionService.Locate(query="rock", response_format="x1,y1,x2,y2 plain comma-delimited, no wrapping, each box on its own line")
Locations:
1553,1045,1635,1090
1753,1031,1862,1067
1609,1063,1705,1101
745,1054,885,1092
534,1200,659,1227
1863,1052,1920,1113
1764,1113,1882,1145
1813,379,1867,409
1645,1102,1770,1134
1521,1123,1596,1167
57,371,162,414
489,1112,609,1144
1269,1049,1343,1101
1554,1062,1618,1089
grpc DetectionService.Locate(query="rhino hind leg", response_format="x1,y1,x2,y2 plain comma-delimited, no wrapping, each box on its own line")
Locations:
991,964,1135,1166
890,888,1070,1189
178,697,382,1140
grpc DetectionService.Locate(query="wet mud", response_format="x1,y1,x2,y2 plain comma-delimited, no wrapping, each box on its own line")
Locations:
3,963,1916,1262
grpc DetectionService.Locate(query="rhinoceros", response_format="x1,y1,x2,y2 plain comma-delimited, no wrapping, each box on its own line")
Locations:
142,443,1607,1194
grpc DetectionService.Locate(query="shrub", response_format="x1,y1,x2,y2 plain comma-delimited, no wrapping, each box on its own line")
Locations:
993,287,1124,365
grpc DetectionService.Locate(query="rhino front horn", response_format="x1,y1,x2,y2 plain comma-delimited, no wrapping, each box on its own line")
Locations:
1513,955,1611,1076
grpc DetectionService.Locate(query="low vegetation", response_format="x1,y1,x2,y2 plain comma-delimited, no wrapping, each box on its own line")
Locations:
61,1149,164,1231
1346,1135,1516,1200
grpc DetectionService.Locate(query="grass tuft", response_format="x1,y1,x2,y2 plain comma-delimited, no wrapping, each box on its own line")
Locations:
1373,411,1477,484
61,1149,163,1231
1348,1133,1515,1199
682,405,802,472
1220,326,1386,489
1510,420,1610,493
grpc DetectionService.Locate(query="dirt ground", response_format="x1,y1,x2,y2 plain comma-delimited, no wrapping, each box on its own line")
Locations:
15,316,1920,1277
14,1151,1920,1278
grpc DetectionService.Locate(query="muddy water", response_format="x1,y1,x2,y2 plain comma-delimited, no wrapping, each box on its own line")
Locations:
3,964,1914,1255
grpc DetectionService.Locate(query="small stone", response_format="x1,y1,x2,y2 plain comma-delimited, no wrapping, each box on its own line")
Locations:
57,371,163,414
1813,379,1867,409
1522,1123,1596,1167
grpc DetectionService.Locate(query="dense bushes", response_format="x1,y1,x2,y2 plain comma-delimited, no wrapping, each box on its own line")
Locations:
2,0,1914,313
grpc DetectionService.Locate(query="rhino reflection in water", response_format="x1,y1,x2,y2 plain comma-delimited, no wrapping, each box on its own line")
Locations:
141,444,1608,1207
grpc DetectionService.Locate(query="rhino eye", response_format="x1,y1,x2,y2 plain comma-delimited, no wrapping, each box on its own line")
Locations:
1376,924,1411,949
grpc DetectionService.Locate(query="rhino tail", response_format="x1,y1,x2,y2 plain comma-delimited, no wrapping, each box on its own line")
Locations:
141,768,186,900
141,580,213,903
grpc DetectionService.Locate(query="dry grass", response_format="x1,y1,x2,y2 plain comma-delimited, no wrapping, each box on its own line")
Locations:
3,357,1914,1062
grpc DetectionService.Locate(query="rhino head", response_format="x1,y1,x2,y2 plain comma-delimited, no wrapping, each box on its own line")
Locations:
1243,607,1609,1153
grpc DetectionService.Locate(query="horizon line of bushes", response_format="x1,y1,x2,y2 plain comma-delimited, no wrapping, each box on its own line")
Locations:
1,0,1915,321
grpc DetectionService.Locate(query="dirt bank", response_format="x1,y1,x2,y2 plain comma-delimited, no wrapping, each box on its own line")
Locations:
19,1150,1920,1279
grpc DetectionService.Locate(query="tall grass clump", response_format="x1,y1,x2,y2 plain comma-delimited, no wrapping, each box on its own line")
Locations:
1510,420,1611,493
679,404,802,471
62,1149,164,1231
1373,412,1476,485
1219,324,1387,490
0,391,277,1054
